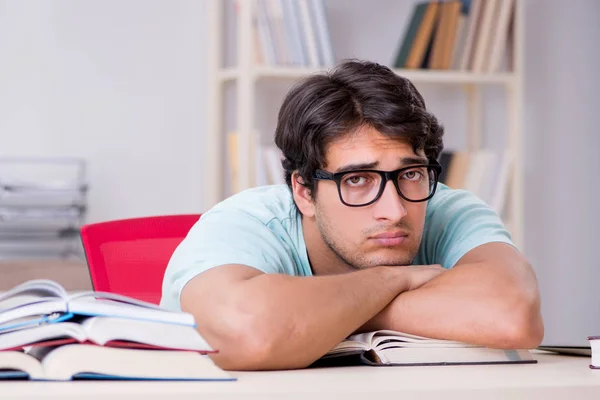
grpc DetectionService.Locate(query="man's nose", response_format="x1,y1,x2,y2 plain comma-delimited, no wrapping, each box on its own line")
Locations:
372,180,407,221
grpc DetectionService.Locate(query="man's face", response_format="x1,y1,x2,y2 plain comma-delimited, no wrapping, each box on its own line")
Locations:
313,126,429,269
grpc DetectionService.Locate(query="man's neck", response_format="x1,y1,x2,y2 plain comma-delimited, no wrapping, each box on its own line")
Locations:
301,217,356,276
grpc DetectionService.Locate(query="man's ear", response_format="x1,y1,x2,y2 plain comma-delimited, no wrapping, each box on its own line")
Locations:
291,171,316,218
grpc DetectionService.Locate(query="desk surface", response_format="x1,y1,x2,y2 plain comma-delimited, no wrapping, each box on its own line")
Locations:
2,352,600,400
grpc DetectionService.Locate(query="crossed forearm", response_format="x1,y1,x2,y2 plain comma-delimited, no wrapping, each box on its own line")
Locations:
366,261,543,349
184,265,411,370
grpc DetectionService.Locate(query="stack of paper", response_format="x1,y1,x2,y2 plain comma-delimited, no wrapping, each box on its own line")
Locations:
0,157,88,259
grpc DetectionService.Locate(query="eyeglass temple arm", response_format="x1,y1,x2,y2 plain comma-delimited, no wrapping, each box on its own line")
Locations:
313,170,334,179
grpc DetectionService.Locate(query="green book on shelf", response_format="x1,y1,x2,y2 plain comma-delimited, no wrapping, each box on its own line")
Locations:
393,2,429,68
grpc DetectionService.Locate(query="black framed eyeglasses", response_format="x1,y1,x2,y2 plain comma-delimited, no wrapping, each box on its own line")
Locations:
312,162,442,207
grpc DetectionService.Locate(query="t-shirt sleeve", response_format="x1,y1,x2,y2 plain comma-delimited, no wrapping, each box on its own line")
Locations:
160,209,290,311
420,188,514,269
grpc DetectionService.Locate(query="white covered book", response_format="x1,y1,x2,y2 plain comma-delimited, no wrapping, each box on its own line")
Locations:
320,330,536,366
0,279,194,332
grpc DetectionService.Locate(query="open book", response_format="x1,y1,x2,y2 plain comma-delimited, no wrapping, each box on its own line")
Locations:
320,330,536,366
0,344,233,381
0,279,194,331
0,316,212,352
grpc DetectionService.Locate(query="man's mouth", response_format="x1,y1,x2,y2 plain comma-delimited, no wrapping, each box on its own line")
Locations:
369,231,409,246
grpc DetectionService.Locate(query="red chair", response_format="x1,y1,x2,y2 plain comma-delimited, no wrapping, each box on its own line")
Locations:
80,214,201,304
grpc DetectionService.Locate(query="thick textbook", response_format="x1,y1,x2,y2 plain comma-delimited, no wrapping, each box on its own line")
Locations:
0,316,212,352
0,344,233,381
0,279,194,331
321,330,536,366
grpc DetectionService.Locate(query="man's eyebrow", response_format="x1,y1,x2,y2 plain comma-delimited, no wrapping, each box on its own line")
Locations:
400,156,430,166
333,157,429,174
334,161,379,174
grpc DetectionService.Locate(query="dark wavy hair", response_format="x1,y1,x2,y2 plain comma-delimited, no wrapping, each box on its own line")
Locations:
274,59,444,198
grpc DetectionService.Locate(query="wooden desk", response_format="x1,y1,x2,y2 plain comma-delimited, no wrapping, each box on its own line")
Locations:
2,352,600,400
0,259,91,291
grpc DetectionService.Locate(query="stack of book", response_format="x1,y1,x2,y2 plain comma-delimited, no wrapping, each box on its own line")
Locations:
250,0,334,67
226,132,285,192
0,158,88,260
438,149,512,214
0,279,233,381
393,0,515,72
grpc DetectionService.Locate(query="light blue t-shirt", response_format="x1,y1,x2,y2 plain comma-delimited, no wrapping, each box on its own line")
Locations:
160,183,513,311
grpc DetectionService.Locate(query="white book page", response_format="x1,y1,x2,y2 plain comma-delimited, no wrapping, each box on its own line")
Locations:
67,297,195,326
0,299,67,326
0,279,67,304
0,351,45,380
345,331,380,347
326,339,369,355
41,345,233,381
67,291,165,310
0,322,85,350
326,331,379,356
369,330,472,349
82,317,212,351
376,346,533,365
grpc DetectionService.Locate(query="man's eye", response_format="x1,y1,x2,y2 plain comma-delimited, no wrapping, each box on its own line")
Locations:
344,175,368,186
402,170,423,181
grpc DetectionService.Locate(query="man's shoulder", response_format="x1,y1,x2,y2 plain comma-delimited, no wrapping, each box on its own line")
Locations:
207,184,296,225
426,183,486,216
418,183,512,268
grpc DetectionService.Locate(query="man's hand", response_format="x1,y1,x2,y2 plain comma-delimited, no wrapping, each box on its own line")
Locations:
357,264,446,332
403,264,446,290
364,243,544,349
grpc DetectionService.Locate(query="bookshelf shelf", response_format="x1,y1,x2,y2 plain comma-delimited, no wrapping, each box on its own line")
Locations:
218,66,515,85
391,70,515,85
206,0,525,249
218,68,239,82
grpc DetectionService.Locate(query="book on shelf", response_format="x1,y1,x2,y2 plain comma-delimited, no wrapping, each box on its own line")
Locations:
0,279,195,333
227,132,285,191
250,0,334,67
393,0,516,73
437,149,512,215
317,330,536,367
262,145,286,186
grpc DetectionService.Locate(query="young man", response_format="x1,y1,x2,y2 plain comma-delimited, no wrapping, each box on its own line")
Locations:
161,60,543,370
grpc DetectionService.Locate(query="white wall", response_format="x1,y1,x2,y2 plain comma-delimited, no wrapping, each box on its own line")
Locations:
1,0,598,345
523,0,600,345
0,0,208,223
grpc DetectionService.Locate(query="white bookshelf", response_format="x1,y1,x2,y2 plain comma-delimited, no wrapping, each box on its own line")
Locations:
205,0,525,250
218,67,516,84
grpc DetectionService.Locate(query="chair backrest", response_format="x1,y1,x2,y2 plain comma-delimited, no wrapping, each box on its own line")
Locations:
80,214,201,304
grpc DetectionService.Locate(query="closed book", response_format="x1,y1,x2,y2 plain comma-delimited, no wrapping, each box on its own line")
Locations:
393,2,428,68
405,2,439,69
